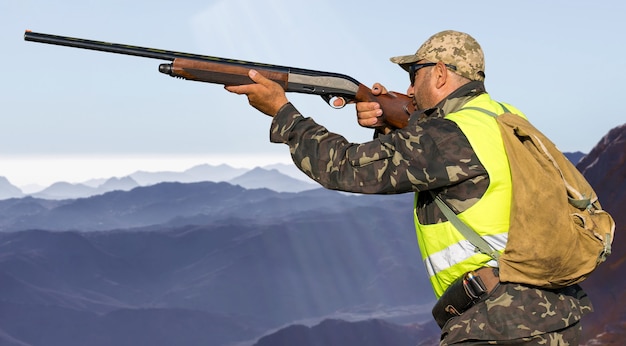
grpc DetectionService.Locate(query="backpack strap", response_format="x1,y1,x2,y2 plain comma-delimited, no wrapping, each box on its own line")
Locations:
429,191,501,261
461,103,509,117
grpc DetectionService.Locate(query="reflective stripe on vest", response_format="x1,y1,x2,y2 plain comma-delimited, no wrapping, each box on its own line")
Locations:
414,94,525,298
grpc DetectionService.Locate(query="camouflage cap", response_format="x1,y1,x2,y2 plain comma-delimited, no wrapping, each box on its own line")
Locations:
390,30,485,81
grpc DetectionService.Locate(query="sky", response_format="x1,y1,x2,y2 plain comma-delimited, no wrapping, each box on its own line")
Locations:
1,0,625,188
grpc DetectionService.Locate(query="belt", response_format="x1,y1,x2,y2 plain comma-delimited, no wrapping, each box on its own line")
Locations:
432,267,500,328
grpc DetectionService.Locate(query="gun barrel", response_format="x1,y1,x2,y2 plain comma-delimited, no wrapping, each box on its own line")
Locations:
24,31,229,62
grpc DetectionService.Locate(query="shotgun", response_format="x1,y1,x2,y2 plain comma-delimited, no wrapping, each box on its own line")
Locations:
24,31,412,129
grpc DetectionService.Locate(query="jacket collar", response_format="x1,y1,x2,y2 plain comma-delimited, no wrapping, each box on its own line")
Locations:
421,81,486,119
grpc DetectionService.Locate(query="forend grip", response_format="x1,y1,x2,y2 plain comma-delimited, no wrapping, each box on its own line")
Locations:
354,84,413,129
159,59,290,89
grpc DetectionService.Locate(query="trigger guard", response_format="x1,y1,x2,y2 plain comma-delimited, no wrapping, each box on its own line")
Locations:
321,95,346,109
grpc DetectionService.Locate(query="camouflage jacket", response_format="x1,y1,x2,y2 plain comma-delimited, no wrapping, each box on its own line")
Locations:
270,81,489,225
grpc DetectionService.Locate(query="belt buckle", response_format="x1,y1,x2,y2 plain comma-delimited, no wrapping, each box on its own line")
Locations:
463,271,488,299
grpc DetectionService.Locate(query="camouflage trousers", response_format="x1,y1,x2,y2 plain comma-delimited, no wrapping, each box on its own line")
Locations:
439,283,592,345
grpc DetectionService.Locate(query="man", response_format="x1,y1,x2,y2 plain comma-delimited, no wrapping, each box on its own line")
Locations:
226,30,591,345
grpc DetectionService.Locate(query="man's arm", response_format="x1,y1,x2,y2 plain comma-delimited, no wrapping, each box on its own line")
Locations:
226,71,462,195
226,70,400,193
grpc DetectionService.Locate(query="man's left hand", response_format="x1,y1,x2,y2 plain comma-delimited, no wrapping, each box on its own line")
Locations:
225,70,289,117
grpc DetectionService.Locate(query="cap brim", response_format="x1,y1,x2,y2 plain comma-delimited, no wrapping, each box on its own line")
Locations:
389,54,420,71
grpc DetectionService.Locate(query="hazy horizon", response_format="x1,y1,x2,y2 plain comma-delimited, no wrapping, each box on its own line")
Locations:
1,153,296,188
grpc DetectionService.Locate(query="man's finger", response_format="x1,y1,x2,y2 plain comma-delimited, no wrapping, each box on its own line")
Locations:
248,69,271,85
371,83,388,95
356,101,381,112
225,84,252,94
225,70,265,94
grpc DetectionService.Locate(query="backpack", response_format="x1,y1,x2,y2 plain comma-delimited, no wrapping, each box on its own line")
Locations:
435,107,615,288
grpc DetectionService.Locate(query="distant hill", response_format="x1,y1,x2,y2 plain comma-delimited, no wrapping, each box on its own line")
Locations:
229,167,317,192
129,163,248,186
30,181,98,200
28,176,139,200
563,151,586,165
253,319,440,346
575,123,626,343
0,177,23,200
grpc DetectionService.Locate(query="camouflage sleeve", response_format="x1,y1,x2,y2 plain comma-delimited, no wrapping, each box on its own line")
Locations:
270,103,486,195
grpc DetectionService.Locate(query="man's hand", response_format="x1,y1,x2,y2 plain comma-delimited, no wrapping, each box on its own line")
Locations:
225,70,289,117
356,83,393,133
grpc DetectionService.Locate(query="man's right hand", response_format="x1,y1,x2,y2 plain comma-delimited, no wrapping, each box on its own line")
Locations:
356,83,393,133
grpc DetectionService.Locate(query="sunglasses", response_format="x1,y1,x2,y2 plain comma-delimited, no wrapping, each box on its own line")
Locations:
409,62,457,85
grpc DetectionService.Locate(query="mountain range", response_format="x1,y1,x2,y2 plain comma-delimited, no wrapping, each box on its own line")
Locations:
0,188,436,345
0,163,318,200
0,123,623,345
0,154,585,201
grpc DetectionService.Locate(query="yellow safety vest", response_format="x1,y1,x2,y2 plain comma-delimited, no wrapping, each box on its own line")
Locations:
414,93,527,298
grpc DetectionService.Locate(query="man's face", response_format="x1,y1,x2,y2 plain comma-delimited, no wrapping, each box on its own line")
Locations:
408,60,435,110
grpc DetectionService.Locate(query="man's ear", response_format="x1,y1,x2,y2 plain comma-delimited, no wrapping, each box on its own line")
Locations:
434,61,449,89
